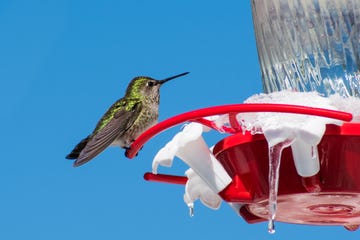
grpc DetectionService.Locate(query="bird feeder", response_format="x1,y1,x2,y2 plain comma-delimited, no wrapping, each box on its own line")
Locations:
126,0,360,233
125,103,360,232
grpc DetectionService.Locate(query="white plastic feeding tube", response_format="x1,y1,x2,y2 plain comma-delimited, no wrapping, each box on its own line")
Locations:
175,125,232,193
183,168,222,211
152,122,232,194
291,138,320,177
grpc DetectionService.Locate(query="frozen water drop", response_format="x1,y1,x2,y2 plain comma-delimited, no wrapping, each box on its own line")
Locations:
189,207,194,217
268,218,275,234
188,203,194,217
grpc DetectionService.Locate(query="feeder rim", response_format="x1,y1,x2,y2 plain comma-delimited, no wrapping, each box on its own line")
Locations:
125,103,353,159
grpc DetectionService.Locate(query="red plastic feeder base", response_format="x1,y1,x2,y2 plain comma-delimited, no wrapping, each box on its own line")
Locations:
126,103,358,229
247,192,360,227
213,123,360,227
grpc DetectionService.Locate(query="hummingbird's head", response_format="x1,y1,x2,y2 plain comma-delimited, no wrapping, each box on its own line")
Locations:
125,72,189,101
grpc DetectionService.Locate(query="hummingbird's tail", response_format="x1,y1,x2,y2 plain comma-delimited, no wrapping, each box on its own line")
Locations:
66,136,91,160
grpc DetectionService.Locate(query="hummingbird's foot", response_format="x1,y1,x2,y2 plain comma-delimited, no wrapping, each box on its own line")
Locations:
123,146,132,158
123,140,144,157
123,146,140,157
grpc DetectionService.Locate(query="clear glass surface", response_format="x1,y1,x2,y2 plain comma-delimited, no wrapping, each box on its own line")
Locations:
252,0,360,97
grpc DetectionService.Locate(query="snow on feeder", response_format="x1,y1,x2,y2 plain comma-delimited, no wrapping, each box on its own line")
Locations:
125,0,360,233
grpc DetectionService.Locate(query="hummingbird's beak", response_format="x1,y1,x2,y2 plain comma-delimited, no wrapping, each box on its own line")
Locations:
158,72,190,84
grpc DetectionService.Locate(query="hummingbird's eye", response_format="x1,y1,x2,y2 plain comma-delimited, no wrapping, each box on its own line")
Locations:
147,81,155,87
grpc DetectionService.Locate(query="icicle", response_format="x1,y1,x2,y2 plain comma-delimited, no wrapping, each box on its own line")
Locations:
268,218,275,234
268,138,294,233
188,202,194,217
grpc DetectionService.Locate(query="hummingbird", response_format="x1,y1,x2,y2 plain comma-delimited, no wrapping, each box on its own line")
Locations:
66,72,189,167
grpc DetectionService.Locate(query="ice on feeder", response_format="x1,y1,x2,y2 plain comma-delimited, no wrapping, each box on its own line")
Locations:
152,121,213,174
152,141,178,174
238,91,346,229
329,94,360,122
239,91,360,178
241,91,343,177
148,88,360,232
152,122,232,209
267,138,294,233
184,168,222,213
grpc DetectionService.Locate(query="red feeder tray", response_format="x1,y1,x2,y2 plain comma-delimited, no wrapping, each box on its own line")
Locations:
126,104,360,230
213,123,360,228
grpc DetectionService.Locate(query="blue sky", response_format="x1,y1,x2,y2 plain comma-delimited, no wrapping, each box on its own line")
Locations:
1,0,359,239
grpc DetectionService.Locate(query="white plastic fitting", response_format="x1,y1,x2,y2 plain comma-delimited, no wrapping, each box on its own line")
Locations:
291,138,320,177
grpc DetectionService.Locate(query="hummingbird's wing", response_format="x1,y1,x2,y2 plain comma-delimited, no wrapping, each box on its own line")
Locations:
74,101,142,167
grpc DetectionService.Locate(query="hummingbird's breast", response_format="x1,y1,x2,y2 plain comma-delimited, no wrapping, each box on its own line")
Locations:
113,101,159,148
